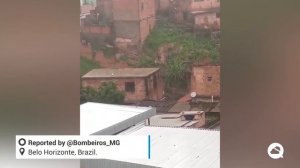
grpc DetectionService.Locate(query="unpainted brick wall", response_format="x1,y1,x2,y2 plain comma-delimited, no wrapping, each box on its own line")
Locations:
191,65,220,97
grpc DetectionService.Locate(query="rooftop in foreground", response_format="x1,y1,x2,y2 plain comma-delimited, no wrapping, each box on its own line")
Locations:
80,102,155,135
83,125,220,168
82,68,160,78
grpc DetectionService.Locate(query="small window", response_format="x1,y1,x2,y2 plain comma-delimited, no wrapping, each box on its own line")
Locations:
216,12,220,18
125,82,135,92
207,76,213,82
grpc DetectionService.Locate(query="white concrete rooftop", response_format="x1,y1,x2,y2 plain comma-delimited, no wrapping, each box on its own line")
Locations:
80,102,155,135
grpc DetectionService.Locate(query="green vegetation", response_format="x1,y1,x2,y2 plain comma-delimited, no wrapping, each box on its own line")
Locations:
89,36,115,58
165,57,187,87
136,55,156,68
144,23,219,63
90,37,104,52
80,82,125,104
119,55,129,62
102,46,115,58
142,21,220,87
80,57,100,76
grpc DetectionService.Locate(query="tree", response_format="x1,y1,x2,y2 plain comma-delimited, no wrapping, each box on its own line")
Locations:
80,82,125,104
97,82,125,104
80,86,98,103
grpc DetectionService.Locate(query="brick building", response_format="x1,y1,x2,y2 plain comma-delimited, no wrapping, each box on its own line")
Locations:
80,2,112,47
171,0,220,25
191,7,220,30
82,68,164,103
190,65,220,97
81,0,156,57
113,0,156,50
96,0,113,21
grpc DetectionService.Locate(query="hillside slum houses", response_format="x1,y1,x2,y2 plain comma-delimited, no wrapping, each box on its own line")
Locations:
168,0,220,41
80,0,220,57
80,1,221,165
81,0,156,58
80,0,221,129
170,0,220,27
81,65,220,128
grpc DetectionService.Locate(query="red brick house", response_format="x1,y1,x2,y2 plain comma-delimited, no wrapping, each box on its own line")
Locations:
190,65,220,97
82,68,164,103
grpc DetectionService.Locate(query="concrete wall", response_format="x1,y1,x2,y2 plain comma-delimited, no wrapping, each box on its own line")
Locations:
113,0,140,21
81,25,111,35
113,0,156,45
97,0,113,21
139,0,156,20
191,65,220,97
194,12,220,30
139,0,156,43
140,17,156,43
114,21,140,42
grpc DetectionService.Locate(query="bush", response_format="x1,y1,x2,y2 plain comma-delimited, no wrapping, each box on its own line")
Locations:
136,56,157,68
97,82,125,104
80,86,98,103
165,57,187,87
102,46,115,58
80,82,125,104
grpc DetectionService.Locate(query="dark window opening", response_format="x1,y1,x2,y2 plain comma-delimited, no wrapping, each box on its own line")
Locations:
207,76,213,82
125,82,135,92
216,12,220,18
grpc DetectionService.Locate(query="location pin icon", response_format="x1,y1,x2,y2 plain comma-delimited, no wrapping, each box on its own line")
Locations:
20,148,25,156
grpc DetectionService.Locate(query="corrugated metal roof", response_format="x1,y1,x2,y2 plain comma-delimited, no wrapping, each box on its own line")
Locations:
116,126,220,168
80,102,155,135
82,68,160,78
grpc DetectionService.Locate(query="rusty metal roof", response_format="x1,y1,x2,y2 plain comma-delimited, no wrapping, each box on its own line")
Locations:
82,68,160,78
